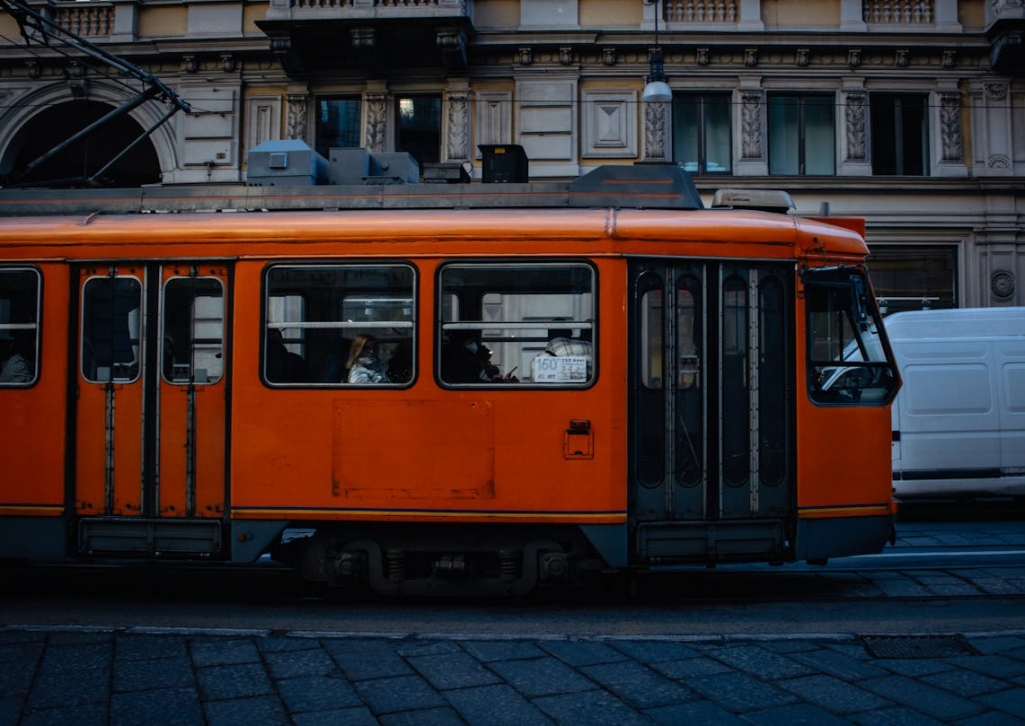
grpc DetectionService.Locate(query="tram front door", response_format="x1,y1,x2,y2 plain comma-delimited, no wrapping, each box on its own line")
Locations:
629,260,795,563
73,262,230,557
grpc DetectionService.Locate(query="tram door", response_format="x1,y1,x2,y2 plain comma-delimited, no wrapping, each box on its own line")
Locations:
630,261,793,559
74,264,229,529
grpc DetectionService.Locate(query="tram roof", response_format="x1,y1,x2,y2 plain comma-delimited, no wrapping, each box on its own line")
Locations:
0,164,713,216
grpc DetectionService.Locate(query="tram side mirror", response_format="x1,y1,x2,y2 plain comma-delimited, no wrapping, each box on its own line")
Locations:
849,275,869,329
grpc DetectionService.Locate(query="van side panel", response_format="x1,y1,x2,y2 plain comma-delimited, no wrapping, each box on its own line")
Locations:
999,343,1025,473
888,307,1025,500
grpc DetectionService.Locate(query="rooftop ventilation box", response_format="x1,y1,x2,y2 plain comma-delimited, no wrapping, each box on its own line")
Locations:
247,140,327,186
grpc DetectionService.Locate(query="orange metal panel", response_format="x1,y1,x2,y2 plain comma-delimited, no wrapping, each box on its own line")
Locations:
0,264,69,517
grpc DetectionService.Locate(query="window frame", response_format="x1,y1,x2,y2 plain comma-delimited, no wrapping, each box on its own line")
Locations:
262,262,417,388
672,93,733,175
0,266,41,388
436,260,598,389
314,96,363,160
395,94,442,167
768,93,836,176
870,92,929,176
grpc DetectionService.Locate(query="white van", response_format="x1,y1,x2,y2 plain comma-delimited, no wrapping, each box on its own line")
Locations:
886,307,1025,501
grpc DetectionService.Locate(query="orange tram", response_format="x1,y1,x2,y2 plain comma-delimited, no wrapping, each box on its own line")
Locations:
0,165,901,596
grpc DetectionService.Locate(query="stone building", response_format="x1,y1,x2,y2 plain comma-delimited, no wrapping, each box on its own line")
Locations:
0,0,1022,310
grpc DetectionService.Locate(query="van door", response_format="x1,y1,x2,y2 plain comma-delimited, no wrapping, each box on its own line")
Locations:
629,260,794,562
74,263,230,555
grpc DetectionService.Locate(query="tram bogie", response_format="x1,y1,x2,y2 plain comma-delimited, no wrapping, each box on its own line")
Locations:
0,164,901,595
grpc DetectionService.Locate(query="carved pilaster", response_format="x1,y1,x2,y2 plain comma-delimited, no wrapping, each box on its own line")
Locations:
363,91,388,153
740,91,762,160
642,101,669,162
286,94,308,142
845,92,866,161
445,90,470,162
939,92,963,162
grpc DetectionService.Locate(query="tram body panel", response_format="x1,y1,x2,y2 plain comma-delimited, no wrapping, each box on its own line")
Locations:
227,257,627,524
0,264,68,522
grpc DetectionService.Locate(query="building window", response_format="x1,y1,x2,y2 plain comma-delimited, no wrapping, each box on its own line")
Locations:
0,268,39,386
396,95,441,166
315,97,361,159
867,246,957,314
263,264,415,386
768,95,835,175
871,94,928,176
673,95,732,174
438,263,595,386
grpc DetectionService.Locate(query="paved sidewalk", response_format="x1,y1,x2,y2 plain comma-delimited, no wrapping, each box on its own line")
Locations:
2,625,1025,725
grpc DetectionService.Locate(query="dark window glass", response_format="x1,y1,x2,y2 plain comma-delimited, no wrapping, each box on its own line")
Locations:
81,276,142,383
263,264,415,386
396,95,441,166
768,95,835,175
315,98,362,159
673,95,732,174
438,263,595,387
162,278,225,384
0,268,40,386
871,93,928,175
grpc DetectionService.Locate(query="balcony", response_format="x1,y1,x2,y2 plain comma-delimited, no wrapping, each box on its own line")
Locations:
258,0,474,76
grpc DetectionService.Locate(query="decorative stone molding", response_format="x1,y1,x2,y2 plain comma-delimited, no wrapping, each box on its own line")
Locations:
847,49,862,69
560,47,574,65
939,92,963,162
286,94,308,142
581,91,637,158
991,271,1015,300
220,54,236,73
844,92,866,161
518,47,533,66
602,48,617,66
744,48,759,67
642,101,669,162
475,90,512,159
796,48,810,67
895,49,909,67
740,91,762,159
987,155,1012,169
696,48,711,66
363,91,387,152
445,90,470,162
26,61,40,79
182,55,198,73
942,49,956,68
984,83,1009,101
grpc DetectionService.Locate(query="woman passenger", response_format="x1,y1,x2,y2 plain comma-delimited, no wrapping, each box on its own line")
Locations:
346,334,388,384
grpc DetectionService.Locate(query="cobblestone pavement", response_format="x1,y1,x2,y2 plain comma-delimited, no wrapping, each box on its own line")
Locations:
2,624,1025,725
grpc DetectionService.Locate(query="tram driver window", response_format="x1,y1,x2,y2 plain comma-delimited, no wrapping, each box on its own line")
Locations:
0,268,40,386
438,262,595,387
805,271,898,406
263,264,415,386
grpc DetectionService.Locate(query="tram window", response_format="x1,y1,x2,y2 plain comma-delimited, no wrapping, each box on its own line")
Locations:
438,262,595,387
162,278,224,384
805,271,898,406
81,276,142,383
0,268,40,386
263,264,415,386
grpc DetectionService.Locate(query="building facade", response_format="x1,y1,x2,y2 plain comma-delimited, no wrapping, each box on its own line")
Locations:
0,0,1022,311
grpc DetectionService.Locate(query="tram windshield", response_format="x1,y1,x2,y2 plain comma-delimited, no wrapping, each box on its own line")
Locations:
805,268,899,406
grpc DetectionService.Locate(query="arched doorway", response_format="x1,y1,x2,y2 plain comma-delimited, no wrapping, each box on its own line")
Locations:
4,100,161,188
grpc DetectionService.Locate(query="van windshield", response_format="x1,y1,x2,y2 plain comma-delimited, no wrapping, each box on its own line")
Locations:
804,269,899,406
